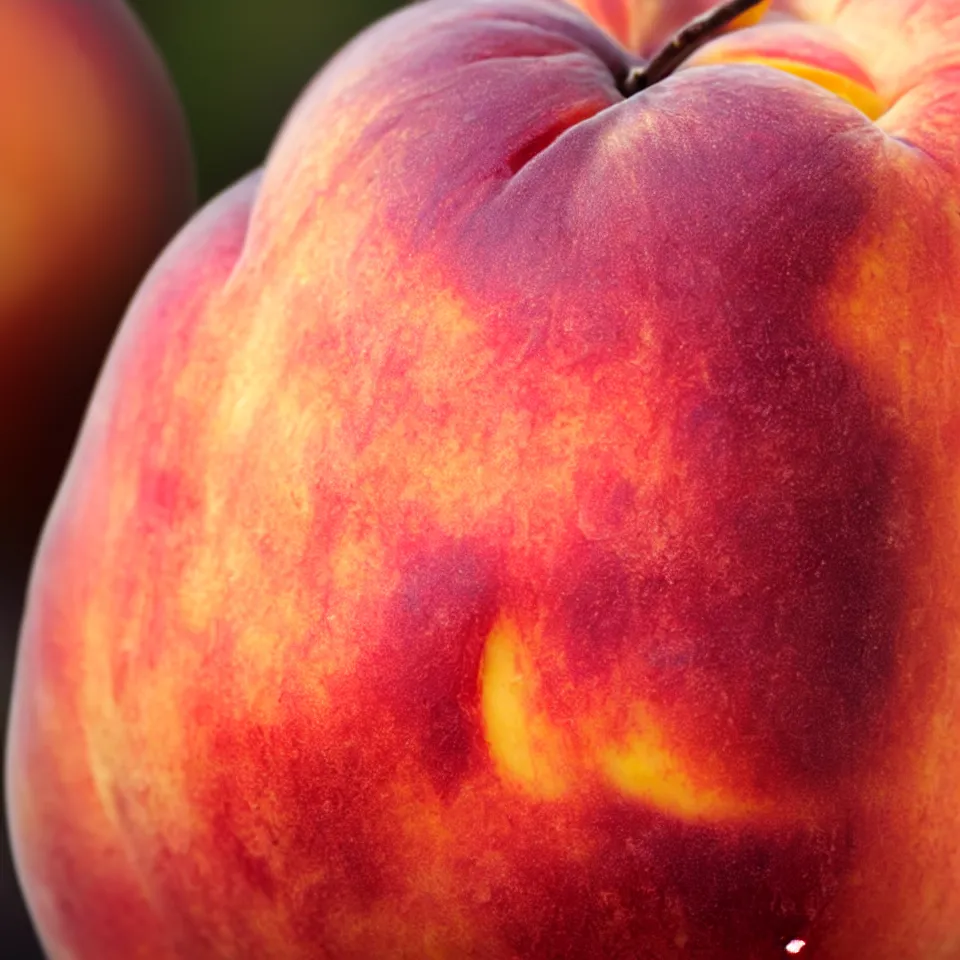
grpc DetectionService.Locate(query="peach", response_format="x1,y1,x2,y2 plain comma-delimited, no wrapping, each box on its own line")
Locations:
0,0,194,553
6,0,960,956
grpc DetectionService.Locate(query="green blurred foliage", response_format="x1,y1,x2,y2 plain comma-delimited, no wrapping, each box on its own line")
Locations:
129,0,403,202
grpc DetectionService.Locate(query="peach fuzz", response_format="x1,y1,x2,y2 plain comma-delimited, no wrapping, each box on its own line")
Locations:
0,0,194,551
6,0,960,958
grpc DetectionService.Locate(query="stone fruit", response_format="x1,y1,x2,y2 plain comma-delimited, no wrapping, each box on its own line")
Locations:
7,0,960,956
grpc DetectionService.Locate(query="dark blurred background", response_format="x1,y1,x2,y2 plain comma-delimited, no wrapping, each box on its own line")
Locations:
1,1,400,955
133,0,403,204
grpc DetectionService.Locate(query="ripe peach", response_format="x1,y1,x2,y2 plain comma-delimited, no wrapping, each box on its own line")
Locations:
6,0,960,957
0,0,194,553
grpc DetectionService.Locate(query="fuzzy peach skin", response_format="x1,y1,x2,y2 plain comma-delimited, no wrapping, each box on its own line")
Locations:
0,0,194,552
6,0,960,957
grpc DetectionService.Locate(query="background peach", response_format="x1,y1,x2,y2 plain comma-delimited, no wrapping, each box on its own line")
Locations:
0,0,195,562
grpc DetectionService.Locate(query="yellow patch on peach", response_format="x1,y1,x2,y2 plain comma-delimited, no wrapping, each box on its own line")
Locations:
821,156,960,420
481,618,570,798
598,718,765,822
482,617,785,822
704,54,887,117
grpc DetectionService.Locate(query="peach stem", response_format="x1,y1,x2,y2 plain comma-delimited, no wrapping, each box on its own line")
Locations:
620,0,768,95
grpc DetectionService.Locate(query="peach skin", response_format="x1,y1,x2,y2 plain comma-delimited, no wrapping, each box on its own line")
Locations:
0,0,194,556
6,0,960,957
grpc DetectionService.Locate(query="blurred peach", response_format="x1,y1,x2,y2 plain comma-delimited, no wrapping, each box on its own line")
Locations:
0,0,194,558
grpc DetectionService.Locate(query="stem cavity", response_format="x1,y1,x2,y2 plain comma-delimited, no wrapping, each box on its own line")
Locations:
619,0,768,96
